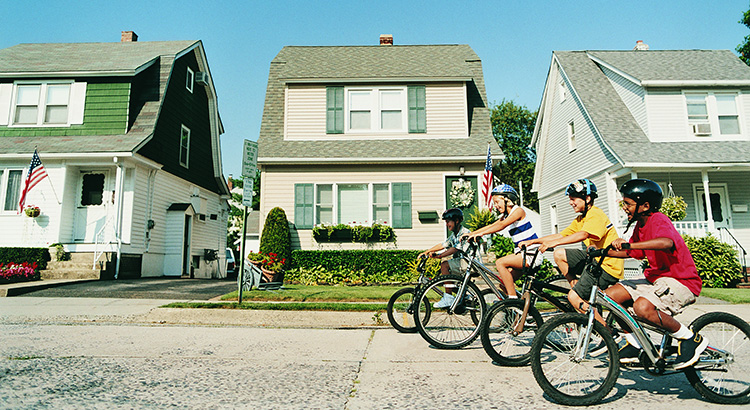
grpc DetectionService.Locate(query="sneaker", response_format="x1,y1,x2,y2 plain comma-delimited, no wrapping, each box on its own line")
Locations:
433,293,456,308
619,342,641,364
674,333,708,370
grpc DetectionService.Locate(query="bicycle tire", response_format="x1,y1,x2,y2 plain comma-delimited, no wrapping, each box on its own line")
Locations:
414,274,486,349
684,311,750,404
480,298,544,366
387,287,431,333
474,288,501,325
530,312,619,406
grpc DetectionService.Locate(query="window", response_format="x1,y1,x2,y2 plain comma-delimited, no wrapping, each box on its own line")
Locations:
3,170,22,211
686,94,709,126
186,67,194,93
80,173,105,206
558,80,566,103
716,94,740,135
13,83,71,126
550,204,558,234
685,92,742,137
567,121,576,151
295,182,412,228
180,125,191,167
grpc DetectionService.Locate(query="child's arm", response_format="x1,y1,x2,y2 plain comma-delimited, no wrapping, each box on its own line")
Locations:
535,231,589,252
611,237,674,255
418,243,446,259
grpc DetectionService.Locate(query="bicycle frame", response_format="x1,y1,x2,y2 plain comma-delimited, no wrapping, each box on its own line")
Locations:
447,241,506,313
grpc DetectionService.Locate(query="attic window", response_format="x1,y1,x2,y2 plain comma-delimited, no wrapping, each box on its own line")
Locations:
558,80,566,103
180,124,191,168
567,121,576,152
13,83,70,125
186,67,194,93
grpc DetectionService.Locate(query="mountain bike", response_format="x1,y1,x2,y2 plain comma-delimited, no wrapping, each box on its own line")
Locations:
529,245,750,406
479,246,573,366
412,237,507,349
386,256,434,333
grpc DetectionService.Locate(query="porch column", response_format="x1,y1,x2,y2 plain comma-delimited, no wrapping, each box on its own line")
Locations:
701,170,715,231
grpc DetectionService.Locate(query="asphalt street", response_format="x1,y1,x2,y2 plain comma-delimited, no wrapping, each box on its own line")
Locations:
16,277,237,300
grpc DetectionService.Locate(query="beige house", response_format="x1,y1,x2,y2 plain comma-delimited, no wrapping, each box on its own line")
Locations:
257,36,500,251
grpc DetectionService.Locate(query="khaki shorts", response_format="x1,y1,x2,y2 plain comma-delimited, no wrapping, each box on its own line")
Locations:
619,277,696,316
447,258,469,275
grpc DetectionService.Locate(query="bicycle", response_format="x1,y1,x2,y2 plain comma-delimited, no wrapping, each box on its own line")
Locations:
529,245,750,406
479,246,573,366
412,237,508,349
386,256,434,333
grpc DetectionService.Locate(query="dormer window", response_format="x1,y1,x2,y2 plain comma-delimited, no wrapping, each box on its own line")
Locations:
13,83,70,125
326,85,426,135
685,92,741,137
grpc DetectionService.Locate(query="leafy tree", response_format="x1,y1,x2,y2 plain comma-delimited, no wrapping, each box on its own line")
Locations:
738,7,750,65
226,173,261,250
259,207,292,270
490,99,539,211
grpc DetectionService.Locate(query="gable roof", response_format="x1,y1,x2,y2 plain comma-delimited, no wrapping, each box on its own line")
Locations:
258,44,498,164
0,41,201,156
550,49,750,165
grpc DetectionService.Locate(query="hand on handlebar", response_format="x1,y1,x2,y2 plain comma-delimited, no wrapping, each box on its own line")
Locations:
611,238,631,251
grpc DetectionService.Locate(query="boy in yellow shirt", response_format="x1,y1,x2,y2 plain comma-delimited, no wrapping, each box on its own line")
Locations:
520,179,624,311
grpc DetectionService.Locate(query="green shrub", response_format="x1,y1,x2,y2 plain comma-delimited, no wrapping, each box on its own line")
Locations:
259,207,292,270
683,234,743,288
661,196,688,221
291,249,421,282
0,247,50,270
489,235,514,258
464,206,497,231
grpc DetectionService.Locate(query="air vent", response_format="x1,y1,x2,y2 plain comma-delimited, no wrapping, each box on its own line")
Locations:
195,72,209,86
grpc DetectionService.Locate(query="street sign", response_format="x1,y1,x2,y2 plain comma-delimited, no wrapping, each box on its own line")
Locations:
242,140,258,178
242,178,254,207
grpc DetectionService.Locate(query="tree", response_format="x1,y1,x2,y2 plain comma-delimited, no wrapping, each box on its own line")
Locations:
226,173,261,250
738,7,750,65
490,99,539,211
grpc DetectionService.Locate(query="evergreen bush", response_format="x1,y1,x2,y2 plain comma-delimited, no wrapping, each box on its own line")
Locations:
683,234,743,288
259,207,292,270
0,247,50,270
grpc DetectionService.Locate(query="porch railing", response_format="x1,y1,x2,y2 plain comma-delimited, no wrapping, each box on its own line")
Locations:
673,221,711,238
718,227,749,283
93,219,114,270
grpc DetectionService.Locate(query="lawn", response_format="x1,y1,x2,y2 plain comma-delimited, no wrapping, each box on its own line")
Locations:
220,284,402,302
701,287,750,304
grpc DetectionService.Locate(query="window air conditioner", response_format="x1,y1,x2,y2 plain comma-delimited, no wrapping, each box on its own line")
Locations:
691,123,711,136
195,72,209,86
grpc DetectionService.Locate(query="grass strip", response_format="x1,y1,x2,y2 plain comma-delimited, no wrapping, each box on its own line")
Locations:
221,285,402,302
163,301,387,312
700,288,750,304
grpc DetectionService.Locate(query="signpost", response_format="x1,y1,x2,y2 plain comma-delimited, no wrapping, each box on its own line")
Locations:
238,139,258,304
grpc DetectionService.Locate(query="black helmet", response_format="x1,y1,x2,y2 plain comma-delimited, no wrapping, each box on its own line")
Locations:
565,178,598,199
442,208,464,223
620,179,663,211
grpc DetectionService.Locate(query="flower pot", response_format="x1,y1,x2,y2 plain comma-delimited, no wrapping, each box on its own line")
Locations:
25,208,40,218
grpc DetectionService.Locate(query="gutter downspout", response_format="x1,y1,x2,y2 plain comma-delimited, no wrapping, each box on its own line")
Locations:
113,157,125,279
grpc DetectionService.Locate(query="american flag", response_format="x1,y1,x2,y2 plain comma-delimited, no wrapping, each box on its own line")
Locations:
18,149,49,212
481,144,493,208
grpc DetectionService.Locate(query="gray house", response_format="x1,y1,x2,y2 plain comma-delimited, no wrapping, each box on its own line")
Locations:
257,35,500,251
532,44,750,263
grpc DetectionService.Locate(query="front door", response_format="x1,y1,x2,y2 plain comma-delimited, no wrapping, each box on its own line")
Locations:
444,176,478,231
74,170,113,242
694,184,732,229
182,214,192,276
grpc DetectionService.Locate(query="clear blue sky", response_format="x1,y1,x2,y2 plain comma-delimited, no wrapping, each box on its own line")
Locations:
2,1,747,178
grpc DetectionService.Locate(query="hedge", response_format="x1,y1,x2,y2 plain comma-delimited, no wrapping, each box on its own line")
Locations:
0,247,50,270
291,249,421,279
683,234,743,288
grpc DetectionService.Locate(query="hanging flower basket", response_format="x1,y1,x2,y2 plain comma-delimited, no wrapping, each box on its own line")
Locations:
24,205,40,218
661,196,688,222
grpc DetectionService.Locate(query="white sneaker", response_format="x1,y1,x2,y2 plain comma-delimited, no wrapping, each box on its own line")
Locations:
434,293,456,308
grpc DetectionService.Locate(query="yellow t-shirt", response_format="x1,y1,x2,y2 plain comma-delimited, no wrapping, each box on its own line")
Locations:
560,206,624,279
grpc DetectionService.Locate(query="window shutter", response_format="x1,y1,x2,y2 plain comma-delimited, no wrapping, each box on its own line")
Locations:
294,183,314,229
326,86,344,134
0,83,12,126
408,85,426,133
391,182,412,229
68,82,87,125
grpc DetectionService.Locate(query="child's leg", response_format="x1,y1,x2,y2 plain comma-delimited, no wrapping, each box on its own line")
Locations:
553,248,573,283
495,253,524,298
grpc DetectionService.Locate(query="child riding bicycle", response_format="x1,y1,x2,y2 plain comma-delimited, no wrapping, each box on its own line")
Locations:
418,208,470,308
462,184,540,298
519,178,624,314
604,178,707,369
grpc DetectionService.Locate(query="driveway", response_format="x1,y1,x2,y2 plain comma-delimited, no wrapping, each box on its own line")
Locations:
20,278,237,300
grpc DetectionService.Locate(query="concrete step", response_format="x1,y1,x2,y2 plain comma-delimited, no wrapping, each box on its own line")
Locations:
41,270,100,280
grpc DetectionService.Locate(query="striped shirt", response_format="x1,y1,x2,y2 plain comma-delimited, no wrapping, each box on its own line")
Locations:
504,206,539,251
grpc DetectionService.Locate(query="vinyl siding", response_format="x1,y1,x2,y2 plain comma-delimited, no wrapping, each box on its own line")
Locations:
600,66,647,134
284,83,468,141
260,163,484,250
536,64,618,198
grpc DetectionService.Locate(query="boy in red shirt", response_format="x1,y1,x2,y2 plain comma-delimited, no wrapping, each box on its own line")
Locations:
605,179,706,369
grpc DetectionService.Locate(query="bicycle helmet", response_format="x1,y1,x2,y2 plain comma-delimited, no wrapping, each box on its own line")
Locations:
619,179,663,212
565,179,598,199
491,184,520,205
441,208,464,224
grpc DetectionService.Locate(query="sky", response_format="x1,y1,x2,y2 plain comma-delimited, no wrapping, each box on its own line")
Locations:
1,1,748,178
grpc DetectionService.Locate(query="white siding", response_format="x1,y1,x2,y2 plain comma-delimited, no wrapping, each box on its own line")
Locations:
284,83,468,141
601,66,648,134
645,91,691,142
259,163,484,250
536,64,618,199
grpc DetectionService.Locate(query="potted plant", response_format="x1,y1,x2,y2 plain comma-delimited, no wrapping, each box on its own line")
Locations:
24,205,40,218
661,196,688,222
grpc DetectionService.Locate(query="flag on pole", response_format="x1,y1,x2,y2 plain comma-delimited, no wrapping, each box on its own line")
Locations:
18,149,49,212
481,144,493,208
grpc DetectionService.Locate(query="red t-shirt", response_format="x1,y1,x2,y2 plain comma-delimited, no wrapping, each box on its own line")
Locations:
627,212,702,296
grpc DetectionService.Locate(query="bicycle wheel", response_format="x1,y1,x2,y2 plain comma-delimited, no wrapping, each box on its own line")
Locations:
481,299,544,366
474,288,501,325
684,312,750,404
387,287,431,333
530,312,619,406
414,275,486,349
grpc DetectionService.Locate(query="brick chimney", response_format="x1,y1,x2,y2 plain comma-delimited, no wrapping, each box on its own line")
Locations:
379,34,393,45
121,31,138,42
633,40,649,51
